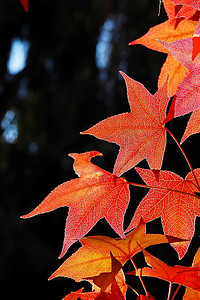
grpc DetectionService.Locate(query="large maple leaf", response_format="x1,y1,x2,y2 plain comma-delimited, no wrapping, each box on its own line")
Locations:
82,72,170,176
129,18,197,96
128,247,200,291
49,221,184,281
21,151,130,258
126,168,200,259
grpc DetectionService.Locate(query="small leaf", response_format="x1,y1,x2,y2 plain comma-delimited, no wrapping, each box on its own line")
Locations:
20,0,28,11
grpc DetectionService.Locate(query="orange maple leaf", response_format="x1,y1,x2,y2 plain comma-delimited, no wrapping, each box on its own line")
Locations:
128,246,200,291
49,221,185,281
129,18,197,96
82,72,170,176
21,151,130,258
126,168,200,259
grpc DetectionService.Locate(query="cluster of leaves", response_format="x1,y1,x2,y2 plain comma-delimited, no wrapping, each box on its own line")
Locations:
21,0,200,299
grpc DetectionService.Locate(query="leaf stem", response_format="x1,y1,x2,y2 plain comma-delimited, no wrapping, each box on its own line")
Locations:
130,257,148,295
167,282,172,300
165,127,200,190
125,283,139,296
126,180,199,199
170,285,181,300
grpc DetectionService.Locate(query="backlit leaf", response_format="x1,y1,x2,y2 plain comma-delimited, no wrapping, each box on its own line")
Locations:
49,221,184,280
128,247,200,291
21,151,130,258
82,72,170,176
126,168,200,258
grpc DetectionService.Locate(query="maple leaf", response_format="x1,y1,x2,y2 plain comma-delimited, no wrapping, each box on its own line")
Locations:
21,151,130,258
159,38,200,117
82,72,170,176
159,36,200,142
49,221,185,281
183,247,200,299
126,168,200,259
128,247,200,291
171,0,200,11
129,18,196,96
20,0,28,11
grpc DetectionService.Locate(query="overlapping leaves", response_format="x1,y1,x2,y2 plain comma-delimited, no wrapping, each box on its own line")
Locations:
21,0,200,299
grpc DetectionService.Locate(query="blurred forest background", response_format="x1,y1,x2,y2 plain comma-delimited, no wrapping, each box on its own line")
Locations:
1,0,200,299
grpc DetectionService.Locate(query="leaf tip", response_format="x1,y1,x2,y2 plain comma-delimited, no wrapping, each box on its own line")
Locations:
152,169,160,182
20,213,29,219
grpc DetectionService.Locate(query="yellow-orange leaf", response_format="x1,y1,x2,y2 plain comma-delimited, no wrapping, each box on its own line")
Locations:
49,221,185,281
158,54,188,97
129,18,197,53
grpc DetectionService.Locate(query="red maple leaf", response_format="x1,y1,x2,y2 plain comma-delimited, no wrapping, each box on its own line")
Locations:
159,37,200,117
82,72,170,176
128,247,200,291
21,151,130,258
126,167,200,259
20,0,28,12
159,36,200,142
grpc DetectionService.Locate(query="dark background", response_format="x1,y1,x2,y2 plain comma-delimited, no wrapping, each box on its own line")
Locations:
1,0,200,299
